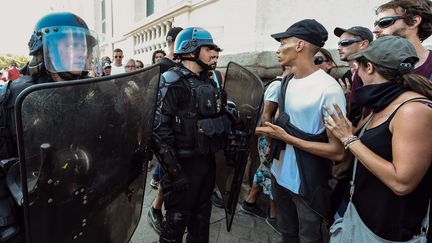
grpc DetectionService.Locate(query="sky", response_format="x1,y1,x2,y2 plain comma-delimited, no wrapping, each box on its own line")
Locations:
0,0,71,56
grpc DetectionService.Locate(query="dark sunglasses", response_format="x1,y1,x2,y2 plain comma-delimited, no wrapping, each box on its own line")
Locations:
136,66,143,68
313,56,327,65
374,16,405,29
338,39,363,47
114,55,123,58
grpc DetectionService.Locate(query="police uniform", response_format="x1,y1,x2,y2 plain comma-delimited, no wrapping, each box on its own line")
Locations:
156,64,231,242
153,27,233,243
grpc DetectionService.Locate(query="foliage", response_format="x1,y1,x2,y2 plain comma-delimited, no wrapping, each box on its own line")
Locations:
0,54,29,70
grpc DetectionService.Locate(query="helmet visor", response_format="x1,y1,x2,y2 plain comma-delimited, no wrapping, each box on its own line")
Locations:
42,26,100,75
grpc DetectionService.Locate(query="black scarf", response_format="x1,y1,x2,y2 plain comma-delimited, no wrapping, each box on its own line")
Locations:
356,82,406,113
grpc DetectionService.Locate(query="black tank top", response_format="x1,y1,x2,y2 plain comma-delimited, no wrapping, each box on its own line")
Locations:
352,98,432,241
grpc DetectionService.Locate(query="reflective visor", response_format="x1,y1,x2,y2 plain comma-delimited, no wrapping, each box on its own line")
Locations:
42,26,99,74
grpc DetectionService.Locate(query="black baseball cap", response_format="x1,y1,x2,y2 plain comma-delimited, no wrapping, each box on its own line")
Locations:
271,19,328,47
348,36,418,70
334,26,373,43
166,27,183,42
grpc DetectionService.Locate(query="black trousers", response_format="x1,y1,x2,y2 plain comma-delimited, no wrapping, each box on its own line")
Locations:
160,154,215,243
272,177,328,243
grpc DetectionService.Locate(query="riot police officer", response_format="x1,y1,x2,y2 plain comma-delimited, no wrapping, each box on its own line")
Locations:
0,12,99,242
154,27,233,243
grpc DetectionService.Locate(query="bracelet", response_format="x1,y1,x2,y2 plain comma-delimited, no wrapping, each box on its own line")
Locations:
344,138,360,149
342,135,358,147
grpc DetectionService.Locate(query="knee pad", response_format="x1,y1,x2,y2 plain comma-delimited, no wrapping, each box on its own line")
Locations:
160,210,190,243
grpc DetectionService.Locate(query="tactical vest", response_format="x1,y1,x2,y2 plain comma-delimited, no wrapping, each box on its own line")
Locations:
162,67,231,157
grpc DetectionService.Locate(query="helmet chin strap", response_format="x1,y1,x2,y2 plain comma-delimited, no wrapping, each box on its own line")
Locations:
179,54,213,71
195,58,213,71
192,48,213,71
179,48,213,71
28,54,45,76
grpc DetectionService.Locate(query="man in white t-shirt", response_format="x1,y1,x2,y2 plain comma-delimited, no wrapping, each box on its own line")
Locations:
256,19,346,243
111,48,125,75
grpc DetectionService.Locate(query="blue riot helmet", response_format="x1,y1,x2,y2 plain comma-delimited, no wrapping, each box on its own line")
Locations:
27,12,100,78
174,27,217,70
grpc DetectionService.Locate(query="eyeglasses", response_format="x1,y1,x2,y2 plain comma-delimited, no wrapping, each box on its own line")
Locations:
374,16,405,29
313,56,328,65
338,39,363,47
125,65,136,68
136,66,143,68
114,55,123,58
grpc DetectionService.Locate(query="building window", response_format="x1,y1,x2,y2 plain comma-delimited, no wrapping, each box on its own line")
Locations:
146,0,154,17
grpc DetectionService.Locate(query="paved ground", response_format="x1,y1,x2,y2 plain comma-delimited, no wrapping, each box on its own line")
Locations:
130,168,282,243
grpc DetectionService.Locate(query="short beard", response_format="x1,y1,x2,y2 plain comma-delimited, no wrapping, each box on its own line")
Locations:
392,26,408,38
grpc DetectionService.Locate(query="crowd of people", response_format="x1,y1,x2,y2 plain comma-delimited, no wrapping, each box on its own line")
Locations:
0,61,23,82
99,48,159,77
0,0,431,243
254,1,432,243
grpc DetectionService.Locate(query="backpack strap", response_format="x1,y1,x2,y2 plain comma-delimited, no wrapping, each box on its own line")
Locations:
277,73,294,112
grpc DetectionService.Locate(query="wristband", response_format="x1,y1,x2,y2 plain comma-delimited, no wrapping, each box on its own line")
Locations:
344,138,360,149
342,135,359,149
342,135,357,146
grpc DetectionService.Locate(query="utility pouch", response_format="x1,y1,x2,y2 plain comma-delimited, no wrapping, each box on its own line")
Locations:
196,118,214,154
174,112,197,149
209,116,230,153
196,116,231,154
195,84,218,116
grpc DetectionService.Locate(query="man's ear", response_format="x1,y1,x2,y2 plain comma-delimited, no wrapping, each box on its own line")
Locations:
366,62,374,74
409,15,422,29
296,40,305,52
359,40,369,50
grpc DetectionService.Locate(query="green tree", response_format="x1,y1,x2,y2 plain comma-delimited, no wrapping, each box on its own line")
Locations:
0,54,29,70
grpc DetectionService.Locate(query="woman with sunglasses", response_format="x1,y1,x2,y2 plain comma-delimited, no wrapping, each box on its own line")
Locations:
313,48,337,74
325,36,431,242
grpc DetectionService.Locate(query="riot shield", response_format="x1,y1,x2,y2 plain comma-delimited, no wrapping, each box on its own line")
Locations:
13,66,160,243
216,62,264,231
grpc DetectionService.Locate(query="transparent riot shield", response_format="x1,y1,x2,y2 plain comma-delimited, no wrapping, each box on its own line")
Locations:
215,62,264,231
13,66,160,243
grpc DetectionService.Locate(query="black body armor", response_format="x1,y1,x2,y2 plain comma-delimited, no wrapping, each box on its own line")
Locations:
157,66,231,158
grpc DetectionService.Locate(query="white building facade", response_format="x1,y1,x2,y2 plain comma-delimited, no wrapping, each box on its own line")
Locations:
64,0,431,78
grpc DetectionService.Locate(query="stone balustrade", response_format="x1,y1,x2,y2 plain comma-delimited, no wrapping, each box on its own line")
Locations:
132,21,173,55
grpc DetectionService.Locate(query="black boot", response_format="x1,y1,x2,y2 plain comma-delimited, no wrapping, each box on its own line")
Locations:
160,210,189,243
